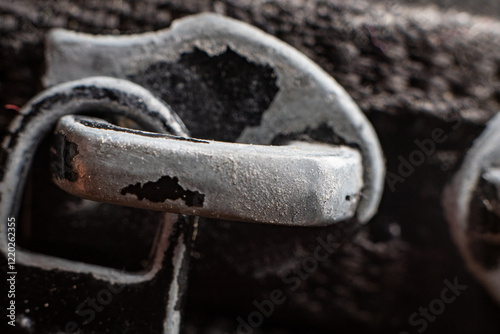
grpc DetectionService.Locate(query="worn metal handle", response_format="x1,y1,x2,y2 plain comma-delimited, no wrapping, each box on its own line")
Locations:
50,115,363,226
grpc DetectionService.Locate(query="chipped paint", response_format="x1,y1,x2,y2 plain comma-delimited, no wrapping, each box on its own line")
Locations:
121,175,205,207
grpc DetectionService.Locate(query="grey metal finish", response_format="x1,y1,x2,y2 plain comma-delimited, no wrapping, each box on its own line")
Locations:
45,13,385,224
52,115,363,226
443,113,500,303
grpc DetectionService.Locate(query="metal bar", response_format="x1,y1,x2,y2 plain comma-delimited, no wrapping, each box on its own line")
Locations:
50,115,364,226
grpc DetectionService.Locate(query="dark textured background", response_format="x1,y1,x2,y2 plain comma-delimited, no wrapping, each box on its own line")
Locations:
1,0,500,333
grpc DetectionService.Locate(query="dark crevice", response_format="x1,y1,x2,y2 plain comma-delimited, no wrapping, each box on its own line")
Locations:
76,118,209,144
271,123,359,149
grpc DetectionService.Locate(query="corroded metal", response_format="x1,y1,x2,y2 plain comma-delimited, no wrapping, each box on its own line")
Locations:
51,115,363,226
0,12,386,334
45,13,385,224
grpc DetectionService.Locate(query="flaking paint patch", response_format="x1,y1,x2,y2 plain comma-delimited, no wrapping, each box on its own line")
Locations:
50,132,79,182
121,175,205,207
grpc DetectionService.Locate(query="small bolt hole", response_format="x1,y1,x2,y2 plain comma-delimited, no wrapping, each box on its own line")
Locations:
345,195,351,201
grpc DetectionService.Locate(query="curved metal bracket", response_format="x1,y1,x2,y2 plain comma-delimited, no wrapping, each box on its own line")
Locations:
0,77,189,332
45,13,385,223
444,113,500,303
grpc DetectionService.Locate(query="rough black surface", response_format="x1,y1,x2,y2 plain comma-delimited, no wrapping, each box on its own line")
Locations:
129,47,279,142
272,123,356,147
4,223,188,334
2,1,500,334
